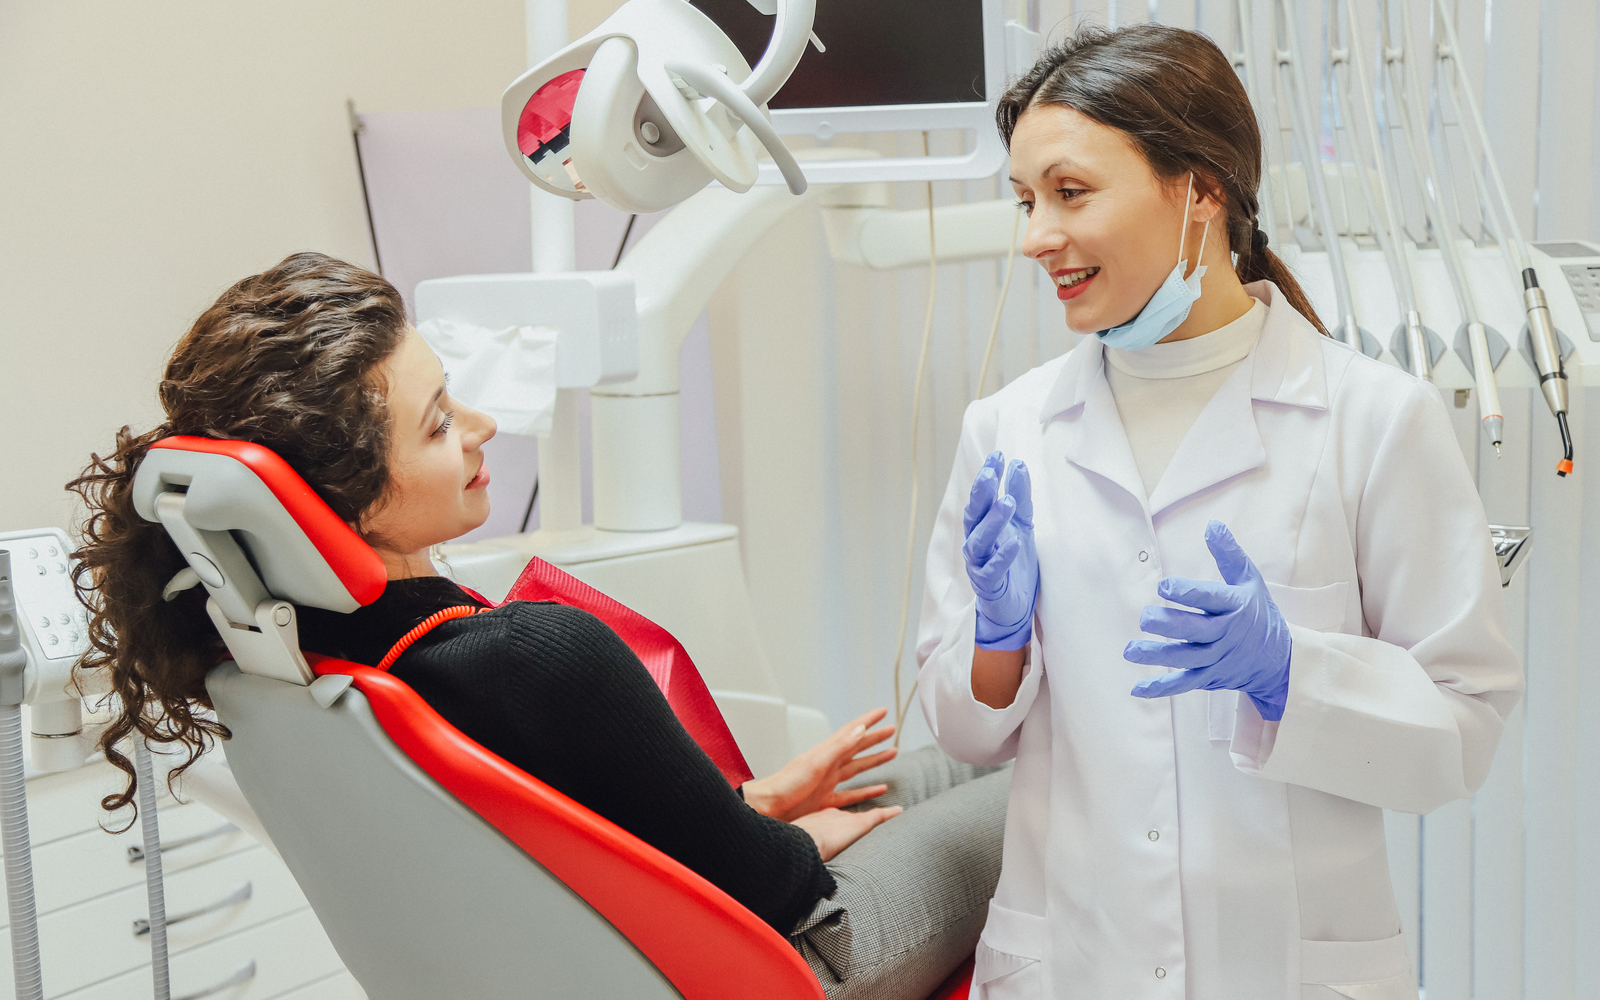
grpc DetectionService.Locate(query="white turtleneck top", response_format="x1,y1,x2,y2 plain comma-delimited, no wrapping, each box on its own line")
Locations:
1105,298,1268,497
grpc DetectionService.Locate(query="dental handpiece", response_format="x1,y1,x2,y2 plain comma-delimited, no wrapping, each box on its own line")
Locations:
1403,309,1430,381
1466,321,1504,456
1523,268,1574,475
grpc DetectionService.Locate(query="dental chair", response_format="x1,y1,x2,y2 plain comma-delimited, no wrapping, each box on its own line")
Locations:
133,436,975,1000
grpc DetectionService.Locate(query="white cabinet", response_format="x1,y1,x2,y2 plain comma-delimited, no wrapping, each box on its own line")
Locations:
0,761,365,1000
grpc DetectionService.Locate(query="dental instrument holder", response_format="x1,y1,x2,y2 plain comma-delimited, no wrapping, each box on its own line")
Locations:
0,551,44,1000
503,0,814,214
1430,5,1573,472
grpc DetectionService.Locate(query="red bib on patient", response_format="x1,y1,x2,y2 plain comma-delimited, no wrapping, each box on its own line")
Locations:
485,559,753,788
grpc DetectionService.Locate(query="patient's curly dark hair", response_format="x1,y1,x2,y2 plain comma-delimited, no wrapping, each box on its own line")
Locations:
68,252,407,822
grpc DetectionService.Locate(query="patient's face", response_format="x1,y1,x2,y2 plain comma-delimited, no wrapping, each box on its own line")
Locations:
362,327,496,576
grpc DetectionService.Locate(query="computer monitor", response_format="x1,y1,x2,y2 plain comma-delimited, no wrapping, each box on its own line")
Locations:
690,0,1016,184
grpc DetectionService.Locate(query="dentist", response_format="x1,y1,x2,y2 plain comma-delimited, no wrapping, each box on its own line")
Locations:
917,24,1522,1000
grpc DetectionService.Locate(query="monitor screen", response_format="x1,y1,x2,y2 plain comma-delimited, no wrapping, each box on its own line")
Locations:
689,0,988,109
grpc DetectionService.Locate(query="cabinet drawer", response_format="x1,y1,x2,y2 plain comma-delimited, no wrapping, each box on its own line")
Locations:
53,907,347,1000
271,971,367,1000
10,762,171,849
0,846,307,997
1,802,252,923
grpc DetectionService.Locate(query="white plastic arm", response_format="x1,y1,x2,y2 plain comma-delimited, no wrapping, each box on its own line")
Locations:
665,62,807,194
739,0,816,107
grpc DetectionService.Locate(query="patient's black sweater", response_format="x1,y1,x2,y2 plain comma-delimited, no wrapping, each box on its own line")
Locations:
295,576,834,934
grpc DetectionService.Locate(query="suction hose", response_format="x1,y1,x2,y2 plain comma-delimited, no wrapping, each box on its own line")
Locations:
0,551,43,1000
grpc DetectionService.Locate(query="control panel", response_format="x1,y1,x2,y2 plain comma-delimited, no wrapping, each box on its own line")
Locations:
1533,241,1600,343
1559,264,1600,342
0,528,89,665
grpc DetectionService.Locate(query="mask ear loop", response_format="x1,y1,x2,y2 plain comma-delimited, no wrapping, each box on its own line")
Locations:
1176,172,1195,266
1176,173,1212,281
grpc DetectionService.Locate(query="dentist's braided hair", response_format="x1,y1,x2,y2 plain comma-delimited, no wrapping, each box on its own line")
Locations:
997,23,1330,336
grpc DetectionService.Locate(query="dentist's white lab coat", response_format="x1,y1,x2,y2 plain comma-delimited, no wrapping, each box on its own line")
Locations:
918,282,1522,1000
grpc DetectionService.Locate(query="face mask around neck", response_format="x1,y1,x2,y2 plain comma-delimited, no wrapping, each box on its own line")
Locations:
1094,173,1210,351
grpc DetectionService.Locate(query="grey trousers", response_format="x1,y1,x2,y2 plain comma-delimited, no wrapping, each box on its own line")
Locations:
789,746,1011,1000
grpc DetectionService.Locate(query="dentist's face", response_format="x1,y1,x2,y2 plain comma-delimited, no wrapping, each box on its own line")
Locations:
1008,104,1200,335
361,326,497,575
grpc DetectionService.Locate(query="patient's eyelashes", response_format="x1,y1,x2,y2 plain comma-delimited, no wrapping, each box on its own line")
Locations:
434,411,455,437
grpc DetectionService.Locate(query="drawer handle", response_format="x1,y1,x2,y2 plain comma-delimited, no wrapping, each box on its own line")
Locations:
134,881,252,936
127,822,240,864
174,959,257,1000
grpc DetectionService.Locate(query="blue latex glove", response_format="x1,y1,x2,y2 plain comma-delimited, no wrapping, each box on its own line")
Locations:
962,451,1039,651
1124,520,1292,721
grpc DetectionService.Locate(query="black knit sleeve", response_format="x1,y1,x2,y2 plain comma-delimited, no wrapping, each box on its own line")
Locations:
387,601,835,933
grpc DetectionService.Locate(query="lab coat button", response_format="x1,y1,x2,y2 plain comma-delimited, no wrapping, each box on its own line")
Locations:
1147,829,1159,841
1155,967,1167,979
1138,550,1149,562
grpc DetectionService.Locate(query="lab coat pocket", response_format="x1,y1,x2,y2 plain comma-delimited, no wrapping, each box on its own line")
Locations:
973,900,1044,999
1266,581,1350,633
1300,933,1415,999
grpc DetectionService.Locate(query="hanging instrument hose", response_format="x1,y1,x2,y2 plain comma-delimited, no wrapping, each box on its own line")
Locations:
134,739,171,1000
889,135,940,745
0,551,42,1000
1432,5,1571,475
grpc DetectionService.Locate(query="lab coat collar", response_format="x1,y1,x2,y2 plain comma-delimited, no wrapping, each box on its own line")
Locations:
1038,280,1328,515
1037,280,1327,422
1244,280,1330,411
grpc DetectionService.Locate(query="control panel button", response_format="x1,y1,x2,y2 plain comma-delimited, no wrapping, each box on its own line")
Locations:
37,616,51,629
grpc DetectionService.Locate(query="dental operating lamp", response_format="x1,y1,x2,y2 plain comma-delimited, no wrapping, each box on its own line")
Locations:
503,0,815,214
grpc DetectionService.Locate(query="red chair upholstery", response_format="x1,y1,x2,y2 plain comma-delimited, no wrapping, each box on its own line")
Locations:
138,436,975,1000
306,654,824,1000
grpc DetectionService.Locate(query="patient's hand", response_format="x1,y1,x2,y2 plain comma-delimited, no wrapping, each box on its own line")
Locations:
792,805,902,862
742,707,898,823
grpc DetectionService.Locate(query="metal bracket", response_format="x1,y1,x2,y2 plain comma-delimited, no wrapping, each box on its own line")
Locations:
1489,525,1533,588
203,598,314,686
